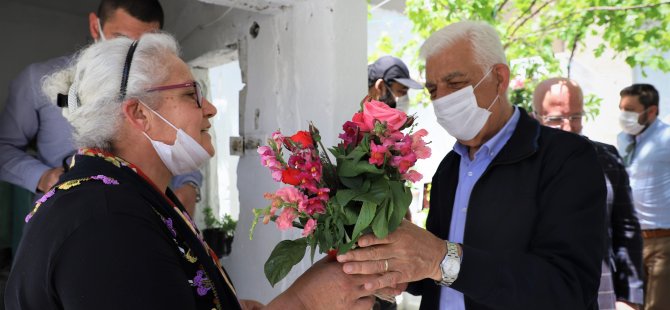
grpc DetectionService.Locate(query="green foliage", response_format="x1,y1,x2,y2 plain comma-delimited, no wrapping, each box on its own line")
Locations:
203,206,237,237
376,0,670,114
264,238,308,287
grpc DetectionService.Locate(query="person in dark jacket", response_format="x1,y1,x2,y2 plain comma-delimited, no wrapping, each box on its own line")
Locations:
533,77,644,310
4,33,379,310
337,21,606,310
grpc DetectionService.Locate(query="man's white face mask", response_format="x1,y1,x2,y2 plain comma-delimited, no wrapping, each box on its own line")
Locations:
431,67,499,141
619,109,647,135
395,95,410,112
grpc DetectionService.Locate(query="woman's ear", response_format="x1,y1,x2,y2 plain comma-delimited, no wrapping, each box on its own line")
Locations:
122,99,150,132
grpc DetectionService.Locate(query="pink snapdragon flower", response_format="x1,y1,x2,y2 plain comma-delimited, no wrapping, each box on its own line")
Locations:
411,129,431,159
369,141,389,166
402,170,423,183
302,218,317,236
276,208,297,230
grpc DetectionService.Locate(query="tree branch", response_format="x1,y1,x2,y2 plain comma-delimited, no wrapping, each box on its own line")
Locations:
507,0,556,47
506,0,537,35
586,1,670,12
567,29,583,78
495,0,510,16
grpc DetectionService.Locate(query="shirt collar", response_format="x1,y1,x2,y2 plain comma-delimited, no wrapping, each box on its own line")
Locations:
636,118,660,142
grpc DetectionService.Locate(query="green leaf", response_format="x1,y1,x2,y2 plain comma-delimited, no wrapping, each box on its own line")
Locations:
351,201,377,239
388,182,411,232
371,203,389,239
343,204,359,225
264,238,308,287
336,189,361,207
339,176,364,189
354,177,390,205
337,157,384,177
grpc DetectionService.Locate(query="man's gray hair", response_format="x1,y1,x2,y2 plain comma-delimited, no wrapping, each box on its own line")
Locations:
43,32,180,151
420,21,507,73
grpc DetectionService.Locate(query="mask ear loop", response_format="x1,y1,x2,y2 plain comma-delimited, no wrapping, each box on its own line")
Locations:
96,18,106,41
473,66,495,89
139,100,179,131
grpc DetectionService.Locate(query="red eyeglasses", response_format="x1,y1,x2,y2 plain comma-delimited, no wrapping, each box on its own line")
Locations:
146,81,203,108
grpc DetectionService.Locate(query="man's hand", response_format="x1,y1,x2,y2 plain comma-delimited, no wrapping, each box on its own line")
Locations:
37,167,64,193
337,220,447,291
173,184,197,215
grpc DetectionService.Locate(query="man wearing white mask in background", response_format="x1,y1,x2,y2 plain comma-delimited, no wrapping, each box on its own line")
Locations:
338,21,606,310
617,84,670,310
367,56,423,111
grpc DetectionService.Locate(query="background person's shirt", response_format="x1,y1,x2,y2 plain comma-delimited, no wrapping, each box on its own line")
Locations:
618,119,670,230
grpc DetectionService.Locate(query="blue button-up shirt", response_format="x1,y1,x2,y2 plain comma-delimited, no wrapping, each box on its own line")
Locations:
617,119,670,230
440,107,520,310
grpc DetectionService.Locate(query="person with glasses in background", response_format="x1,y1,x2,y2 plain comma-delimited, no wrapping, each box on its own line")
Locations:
533,77,644,310
616,84,670,310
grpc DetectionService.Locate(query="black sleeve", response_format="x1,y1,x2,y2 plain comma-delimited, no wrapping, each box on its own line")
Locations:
51,199,197,309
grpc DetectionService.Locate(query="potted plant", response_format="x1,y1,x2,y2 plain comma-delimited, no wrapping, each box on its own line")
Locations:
202,207,237,257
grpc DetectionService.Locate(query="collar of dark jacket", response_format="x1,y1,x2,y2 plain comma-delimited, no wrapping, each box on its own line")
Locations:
490,107,540,165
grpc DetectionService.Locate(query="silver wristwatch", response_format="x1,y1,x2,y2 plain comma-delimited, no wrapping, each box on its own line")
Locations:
437,241,461,286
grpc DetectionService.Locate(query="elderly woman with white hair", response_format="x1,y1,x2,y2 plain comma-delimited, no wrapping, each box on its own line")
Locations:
4,33,379,310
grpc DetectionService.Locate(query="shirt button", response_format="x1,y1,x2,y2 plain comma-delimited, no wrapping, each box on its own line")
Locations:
467,171,473,177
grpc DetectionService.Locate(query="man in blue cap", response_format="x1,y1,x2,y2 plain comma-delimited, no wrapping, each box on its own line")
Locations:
367,56,423,111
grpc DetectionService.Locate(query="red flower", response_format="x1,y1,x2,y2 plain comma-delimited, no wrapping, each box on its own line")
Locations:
290,131,313,148
281,168,302,186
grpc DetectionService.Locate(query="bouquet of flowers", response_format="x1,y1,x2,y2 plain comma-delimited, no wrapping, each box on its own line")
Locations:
251,99,431,286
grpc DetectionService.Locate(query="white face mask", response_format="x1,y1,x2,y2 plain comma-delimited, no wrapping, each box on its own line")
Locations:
619,110,646,135
431,67,499,141
96,18,106,41
395,95,410,112
141,102,212,175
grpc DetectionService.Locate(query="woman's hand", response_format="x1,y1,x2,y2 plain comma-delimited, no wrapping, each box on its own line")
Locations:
266,256,379,310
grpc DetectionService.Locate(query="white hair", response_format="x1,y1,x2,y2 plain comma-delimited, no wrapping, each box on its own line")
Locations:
42,32,180,151
420,21,507,73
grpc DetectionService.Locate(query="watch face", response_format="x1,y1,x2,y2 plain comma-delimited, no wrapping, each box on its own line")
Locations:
443,258,460,276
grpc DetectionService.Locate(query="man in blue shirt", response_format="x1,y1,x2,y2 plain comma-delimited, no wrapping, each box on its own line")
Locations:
617,84,670,310
533,78,643,310
338,21,606,310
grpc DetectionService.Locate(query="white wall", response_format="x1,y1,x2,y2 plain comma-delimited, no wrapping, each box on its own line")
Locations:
175,0,367,303
0,1,92,111
633,52,670,122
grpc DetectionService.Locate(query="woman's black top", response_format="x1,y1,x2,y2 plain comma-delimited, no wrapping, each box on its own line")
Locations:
5,149,241,310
